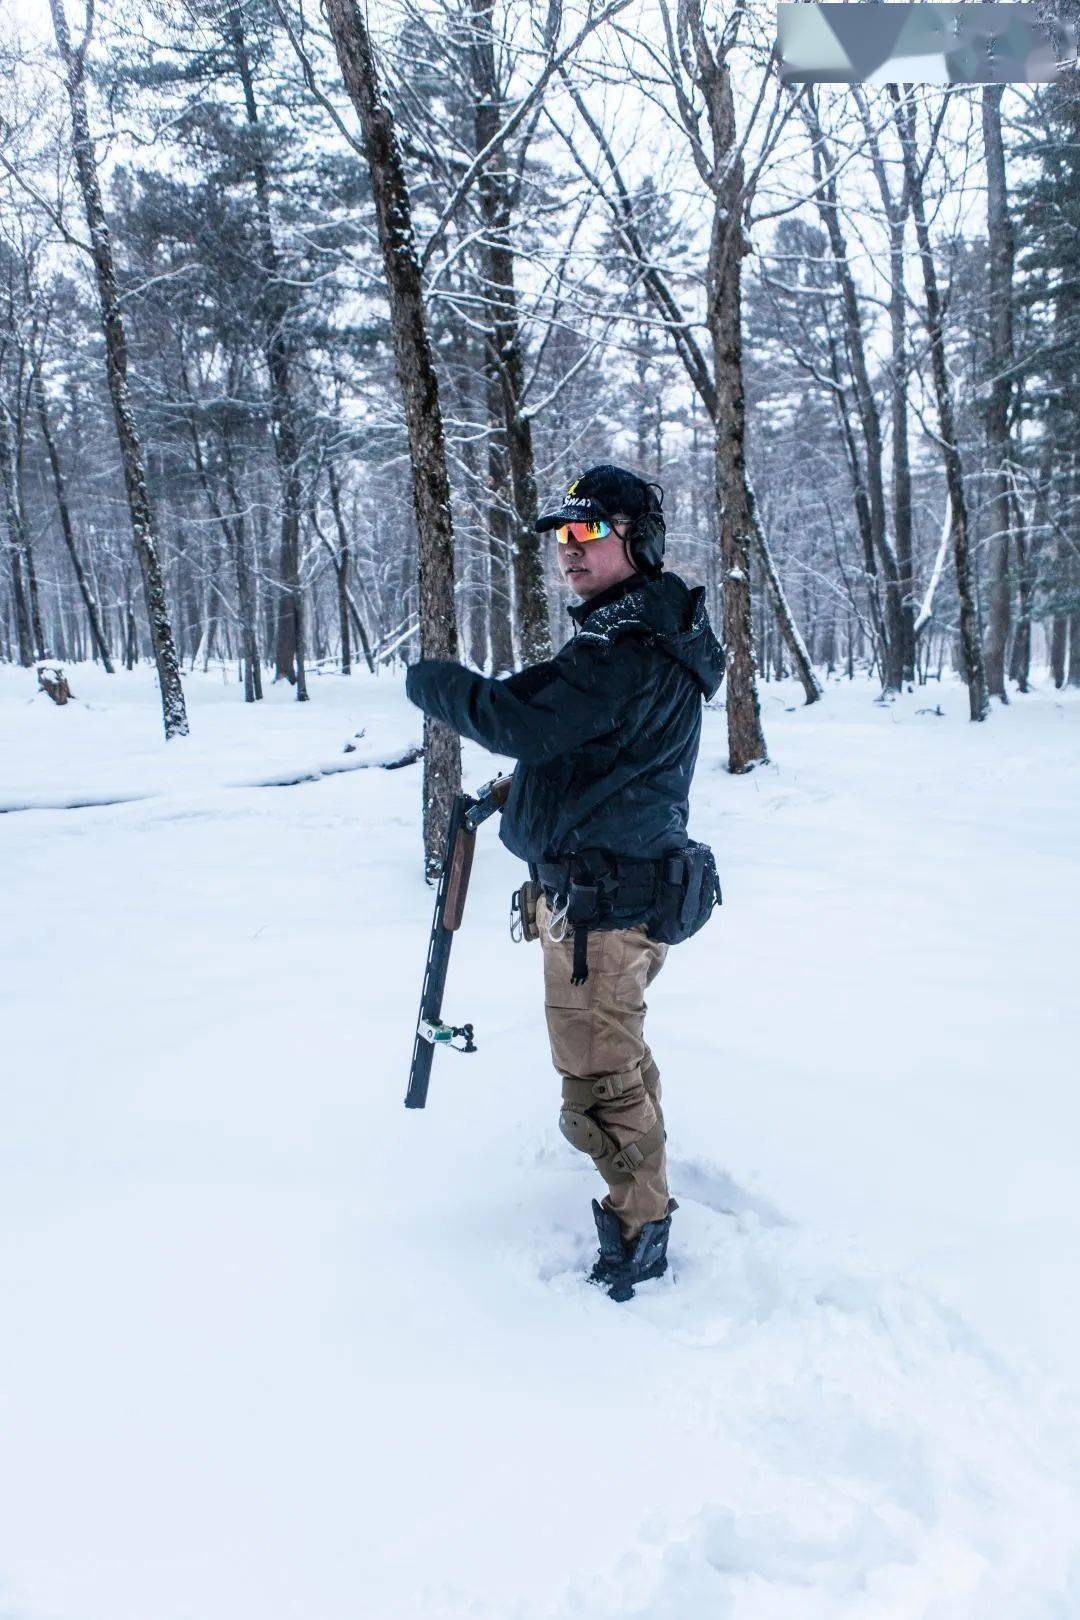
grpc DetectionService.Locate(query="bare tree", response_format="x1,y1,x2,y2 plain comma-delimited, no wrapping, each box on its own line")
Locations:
892,86,989,722
853,86,917,685
0,397,36,664
670,0,769,769
324,0,461,873
802,90,903,693
49,0,188,738
225,4,308,700
33,362,113,671
981,84,1017,702
177,348,262,701
466,0,551,664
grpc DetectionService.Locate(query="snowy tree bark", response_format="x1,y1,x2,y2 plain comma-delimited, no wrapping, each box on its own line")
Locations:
803,92,903,694
685,0,768,770
982,85,1016,703
893,88,989,722
1007,467,1033,692
469,0,550,665
0,286,48,662
0,400,36,666
324,0,461,874
325,462,377,675
226,6,307,701
855,88,916,684
33,370,113,671
484,360,516,674
49,0,188,737
746,476,817,703
179,357,260,702
1068,455,1080,688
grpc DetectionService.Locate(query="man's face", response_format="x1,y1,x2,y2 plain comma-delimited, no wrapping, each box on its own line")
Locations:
556,513,639,600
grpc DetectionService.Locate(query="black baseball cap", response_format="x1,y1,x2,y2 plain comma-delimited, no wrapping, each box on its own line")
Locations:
535,464,657,531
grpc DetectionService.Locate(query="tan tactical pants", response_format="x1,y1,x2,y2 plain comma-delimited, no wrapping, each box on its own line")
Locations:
536,890,671,1241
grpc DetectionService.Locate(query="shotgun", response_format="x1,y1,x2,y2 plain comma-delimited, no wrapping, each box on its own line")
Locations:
405,774,513,1109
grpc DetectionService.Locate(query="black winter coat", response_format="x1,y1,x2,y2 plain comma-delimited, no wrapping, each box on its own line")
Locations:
404,570,725,865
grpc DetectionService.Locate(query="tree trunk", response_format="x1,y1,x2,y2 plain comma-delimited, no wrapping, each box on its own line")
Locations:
226,6,307,701
982,85,1016,702
821,315,888,673
1,394,47,661
805,92,902,692
346,587,376,673
1068,606,1080,687
747,478,822,701
470,0,550,665
1069,456,1080,688
484,362,517,675
1008,467,1034,693
7,555,34,667
855,88,916,684
889,252,916,686
466,540,488,670
181,371,260,700
325,0,461,874
123,564,138,669
692,16,768,771
220,420,262,700
33,372,114,670
1050,611,1068,686
335,539,351,676
23,524,47,661
327,461,377,675
712,205,766,760
893,88,989,721
50,0,188,738
0,404,36,666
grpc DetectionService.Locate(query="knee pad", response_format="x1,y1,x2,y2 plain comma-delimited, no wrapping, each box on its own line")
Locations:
558,1106,614,1160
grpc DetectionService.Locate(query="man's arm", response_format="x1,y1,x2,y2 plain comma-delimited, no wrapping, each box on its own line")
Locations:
405,639,642,764
501,661,558,702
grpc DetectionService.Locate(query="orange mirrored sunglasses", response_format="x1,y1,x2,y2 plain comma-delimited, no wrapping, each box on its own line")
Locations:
555,519,612,544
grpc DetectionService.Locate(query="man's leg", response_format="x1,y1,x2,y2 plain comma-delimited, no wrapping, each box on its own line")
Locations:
537,893,670,1242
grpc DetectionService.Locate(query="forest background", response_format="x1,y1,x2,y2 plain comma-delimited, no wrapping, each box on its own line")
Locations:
1,0,1078,867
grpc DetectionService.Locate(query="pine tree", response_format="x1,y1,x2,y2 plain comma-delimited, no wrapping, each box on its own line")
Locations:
1014,79,1080,684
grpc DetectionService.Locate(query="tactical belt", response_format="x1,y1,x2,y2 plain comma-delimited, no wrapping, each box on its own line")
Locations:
536,851,663,986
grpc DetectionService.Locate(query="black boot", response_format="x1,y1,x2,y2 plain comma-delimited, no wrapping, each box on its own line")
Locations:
605,1210,673,1303
588,1200,626,1287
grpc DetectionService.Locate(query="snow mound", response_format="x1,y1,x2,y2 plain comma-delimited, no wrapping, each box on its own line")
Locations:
440,1174,1080,1620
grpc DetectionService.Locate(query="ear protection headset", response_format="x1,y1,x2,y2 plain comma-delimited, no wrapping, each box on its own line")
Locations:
625,481,666,578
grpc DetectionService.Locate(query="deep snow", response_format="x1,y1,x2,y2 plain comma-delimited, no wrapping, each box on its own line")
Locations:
1,659,1078,1619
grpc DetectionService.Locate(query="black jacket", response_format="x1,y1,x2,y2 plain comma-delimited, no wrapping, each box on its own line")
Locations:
405,570,725,865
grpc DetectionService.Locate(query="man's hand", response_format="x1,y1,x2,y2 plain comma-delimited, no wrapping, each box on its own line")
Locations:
405,661,435,709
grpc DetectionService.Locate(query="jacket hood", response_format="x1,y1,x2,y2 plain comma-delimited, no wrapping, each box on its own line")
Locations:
568,571,725,699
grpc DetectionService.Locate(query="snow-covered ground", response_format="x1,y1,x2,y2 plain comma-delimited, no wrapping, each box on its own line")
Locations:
2,659,1078,1620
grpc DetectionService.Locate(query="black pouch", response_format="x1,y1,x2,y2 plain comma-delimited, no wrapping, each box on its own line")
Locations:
647,840,722,945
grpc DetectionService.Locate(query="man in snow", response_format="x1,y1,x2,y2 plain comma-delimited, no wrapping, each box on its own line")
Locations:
405,465,725,1300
